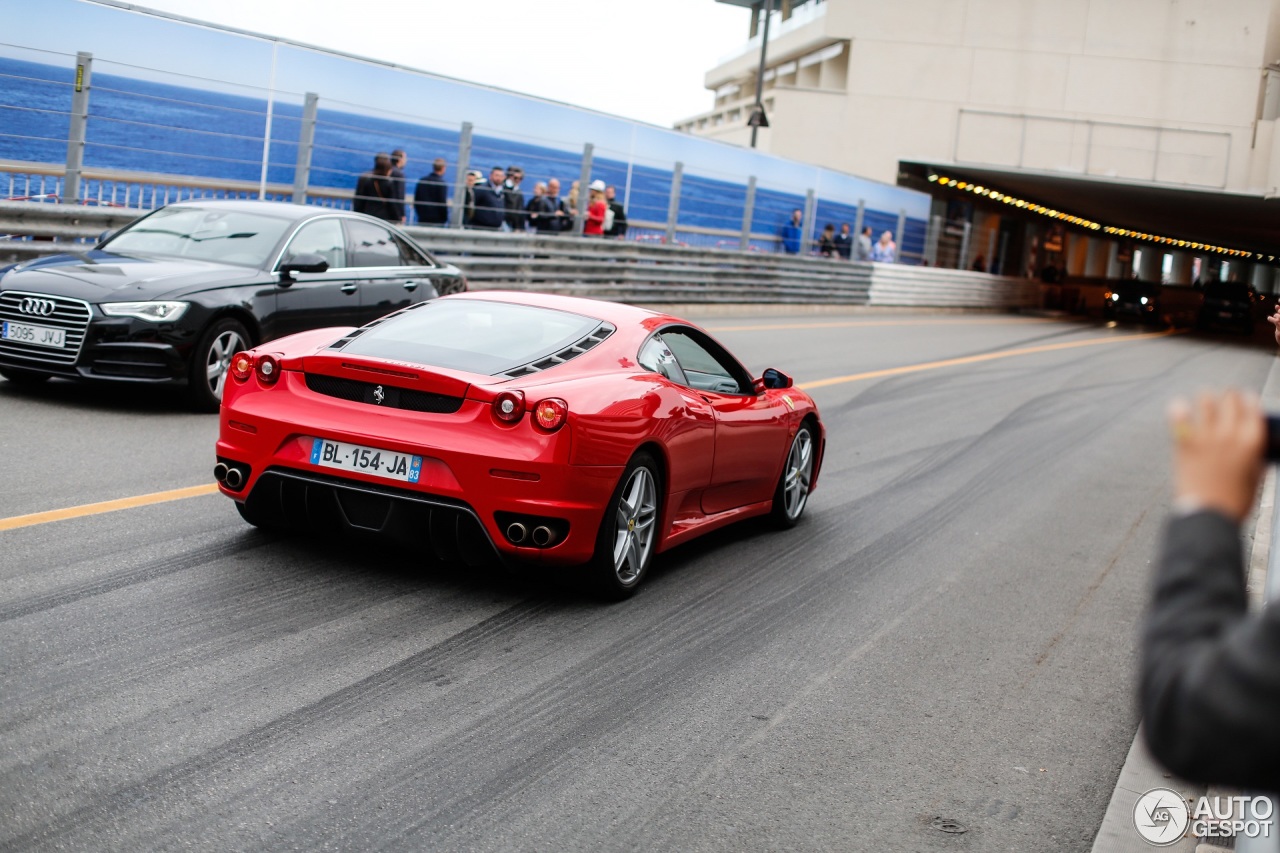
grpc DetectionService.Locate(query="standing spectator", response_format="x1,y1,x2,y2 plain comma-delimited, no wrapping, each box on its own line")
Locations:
818,223,837,257
413,157,449,226
353,153,398,222
780,209,803,254
529,178,568,234
605,185,628,238
870,230,897,263
833,222,852,260
526,182,546,230
566,180,581,224
856,225,873,261
504,165,526,232
584,180,607,237
463,170,482,227
388,149,408,223
470,166,507,230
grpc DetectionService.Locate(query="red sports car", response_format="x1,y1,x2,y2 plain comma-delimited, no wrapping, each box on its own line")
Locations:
215,291,824,597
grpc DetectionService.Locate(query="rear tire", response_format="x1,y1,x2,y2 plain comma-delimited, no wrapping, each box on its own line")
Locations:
188,318,250,413
770,423,816,528
586,452,662,600
0,366,51,385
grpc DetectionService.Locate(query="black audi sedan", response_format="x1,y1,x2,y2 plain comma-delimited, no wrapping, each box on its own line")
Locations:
0,200,466,410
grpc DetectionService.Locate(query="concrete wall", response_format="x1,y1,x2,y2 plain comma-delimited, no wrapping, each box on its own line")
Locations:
687,0,1280,195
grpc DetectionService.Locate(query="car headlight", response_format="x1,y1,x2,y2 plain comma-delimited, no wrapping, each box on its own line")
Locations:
1111,293,1120,301
100,301,189,322
1140,297,1149,305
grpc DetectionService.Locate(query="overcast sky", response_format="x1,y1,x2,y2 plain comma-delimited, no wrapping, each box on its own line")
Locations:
117,0,753,128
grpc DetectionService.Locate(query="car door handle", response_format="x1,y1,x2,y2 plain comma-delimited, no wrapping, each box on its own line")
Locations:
340,283,357,294
403,280,418,291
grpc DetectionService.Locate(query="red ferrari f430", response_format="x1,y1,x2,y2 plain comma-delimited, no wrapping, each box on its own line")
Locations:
215,292,824,597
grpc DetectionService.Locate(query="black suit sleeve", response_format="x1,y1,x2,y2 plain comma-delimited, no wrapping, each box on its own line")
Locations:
1141,510,1280,791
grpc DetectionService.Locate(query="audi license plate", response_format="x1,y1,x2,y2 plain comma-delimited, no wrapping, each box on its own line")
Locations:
310,438,422,484
2,320,65,348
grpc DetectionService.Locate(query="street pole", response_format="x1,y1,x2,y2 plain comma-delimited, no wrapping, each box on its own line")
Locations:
750,0,773,149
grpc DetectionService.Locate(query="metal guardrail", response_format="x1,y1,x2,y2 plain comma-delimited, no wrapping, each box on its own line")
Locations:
0,199,1036,308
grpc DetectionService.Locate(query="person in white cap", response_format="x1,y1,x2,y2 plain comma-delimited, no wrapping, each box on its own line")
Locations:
584,179,608,237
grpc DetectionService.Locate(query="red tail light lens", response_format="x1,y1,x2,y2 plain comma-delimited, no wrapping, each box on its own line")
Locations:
230,352,254,383
255,354,280,385
533,398,568,431
493,390,525,423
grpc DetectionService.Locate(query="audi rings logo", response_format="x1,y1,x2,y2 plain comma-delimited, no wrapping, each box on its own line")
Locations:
19,297,57,317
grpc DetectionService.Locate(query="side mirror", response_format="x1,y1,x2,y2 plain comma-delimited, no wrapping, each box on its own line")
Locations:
97,229,115,245
279,252,329,286
760,367,793,390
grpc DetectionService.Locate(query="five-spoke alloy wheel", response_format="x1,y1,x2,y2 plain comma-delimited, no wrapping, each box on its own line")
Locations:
189,318,250,412
771,423,816,528
589,452,662,600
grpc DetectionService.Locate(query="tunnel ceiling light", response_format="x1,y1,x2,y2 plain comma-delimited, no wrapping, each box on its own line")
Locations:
928,172,1276,263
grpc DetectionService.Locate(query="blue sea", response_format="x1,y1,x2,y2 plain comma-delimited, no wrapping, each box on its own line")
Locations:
0,56,925,254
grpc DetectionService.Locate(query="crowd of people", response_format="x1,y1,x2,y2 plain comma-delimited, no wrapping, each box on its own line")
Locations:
781,208,898,262
353,151,904,260
352,151,627,238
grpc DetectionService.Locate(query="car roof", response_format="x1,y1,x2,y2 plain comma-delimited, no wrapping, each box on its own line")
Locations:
160,198,353,223
448,290,682,328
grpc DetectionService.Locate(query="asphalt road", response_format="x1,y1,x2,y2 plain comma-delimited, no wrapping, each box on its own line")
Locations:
2,312,1275,852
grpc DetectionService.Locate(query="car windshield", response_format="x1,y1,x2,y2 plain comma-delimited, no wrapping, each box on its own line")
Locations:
103,207,293,268
339,299,604,375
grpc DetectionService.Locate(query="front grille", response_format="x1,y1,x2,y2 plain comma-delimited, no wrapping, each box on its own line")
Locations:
305,373,464,413
0,290,92,367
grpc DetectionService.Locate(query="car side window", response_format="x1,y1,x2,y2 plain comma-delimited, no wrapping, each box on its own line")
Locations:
660,329,747,395
638,335,688,386
392,235,431,267
282,218,347,269
344,219,402,268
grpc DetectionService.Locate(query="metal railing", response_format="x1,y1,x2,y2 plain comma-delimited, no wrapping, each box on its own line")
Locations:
0,199,1037,309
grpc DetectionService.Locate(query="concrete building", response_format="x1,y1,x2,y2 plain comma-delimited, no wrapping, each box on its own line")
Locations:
682,0,1280,286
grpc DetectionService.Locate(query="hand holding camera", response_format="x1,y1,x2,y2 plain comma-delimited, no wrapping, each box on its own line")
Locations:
1169,390,1269,523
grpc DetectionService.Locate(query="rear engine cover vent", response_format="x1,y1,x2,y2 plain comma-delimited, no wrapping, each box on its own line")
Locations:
502,323,615,378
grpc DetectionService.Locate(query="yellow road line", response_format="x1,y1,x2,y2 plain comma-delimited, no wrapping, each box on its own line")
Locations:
708,317,1055,333
0,483,220,532
1,327,1175,531
799,328,1177,390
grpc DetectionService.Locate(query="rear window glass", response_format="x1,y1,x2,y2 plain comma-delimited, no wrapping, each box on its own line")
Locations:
339,299,603,375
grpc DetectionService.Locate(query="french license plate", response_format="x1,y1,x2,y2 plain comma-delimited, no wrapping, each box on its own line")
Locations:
310,438,422,483
2,320,65,348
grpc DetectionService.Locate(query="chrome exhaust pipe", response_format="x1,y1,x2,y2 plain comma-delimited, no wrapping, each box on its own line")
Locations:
224,467,244,490
506,522,527,544
531,526,553,547
213,462,229,483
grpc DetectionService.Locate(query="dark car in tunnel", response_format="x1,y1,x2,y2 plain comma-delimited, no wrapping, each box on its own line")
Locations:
1195,280,1256,335
0,200,466,410
1102,281,1162,325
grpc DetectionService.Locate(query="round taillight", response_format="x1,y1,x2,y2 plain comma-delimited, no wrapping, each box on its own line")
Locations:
230,352,254,383
533,398,568,431
493,390,525,423
256,354,280,385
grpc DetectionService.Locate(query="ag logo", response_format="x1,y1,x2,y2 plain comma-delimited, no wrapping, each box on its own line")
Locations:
1133,788,1189,846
